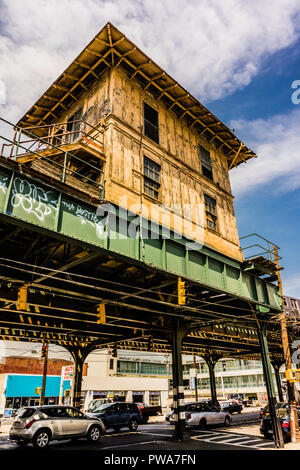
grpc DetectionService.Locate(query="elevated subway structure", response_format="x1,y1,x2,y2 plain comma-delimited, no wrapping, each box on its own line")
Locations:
0,22,292,448
0,130,287,445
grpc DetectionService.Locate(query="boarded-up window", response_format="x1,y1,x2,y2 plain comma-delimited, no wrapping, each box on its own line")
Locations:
144,102,159,144
199,144,213,181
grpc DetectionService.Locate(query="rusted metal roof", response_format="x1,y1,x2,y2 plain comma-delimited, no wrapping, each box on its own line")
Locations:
16,22,257,169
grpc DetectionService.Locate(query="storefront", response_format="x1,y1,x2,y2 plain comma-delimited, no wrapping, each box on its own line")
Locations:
1,374,69,416
132,391,144,403
109,391,126,402
149,391,160,406
93,391,107,399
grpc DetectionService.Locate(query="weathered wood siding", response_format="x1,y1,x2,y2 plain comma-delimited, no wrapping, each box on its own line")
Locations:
55,66,243,261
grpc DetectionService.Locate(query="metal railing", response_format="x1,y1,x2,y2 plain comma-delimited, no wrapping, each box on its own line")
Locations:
0,118,104,159
240,233,281,263
0,117,105,198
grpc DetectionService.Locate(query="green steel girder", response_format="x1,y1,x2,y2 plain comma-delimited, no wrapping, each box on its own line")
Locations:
0,159,282,311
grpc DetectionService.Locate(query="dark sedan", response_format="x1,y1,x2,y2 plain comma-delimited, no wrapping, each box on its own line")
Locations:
260,404,300,442
220,401,243,414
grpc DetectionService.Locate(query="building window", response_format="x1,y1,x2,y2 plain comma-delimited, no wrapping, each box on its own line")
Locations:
204,194,217,231
66,107,83,143
109,359,114,370
144,156,161,199
144,102,159,143
291,299,299,311
199,144,213,181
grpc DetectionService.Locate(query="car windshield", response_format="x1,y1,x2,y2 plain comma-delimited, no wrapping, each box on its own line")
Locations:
90,402,113,413
88,399,105,412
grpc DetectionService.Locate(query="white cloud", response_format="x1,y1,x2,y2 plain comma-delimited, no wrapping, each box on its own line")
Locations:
282,273,300,298
230,108,300,194
0,0,300,125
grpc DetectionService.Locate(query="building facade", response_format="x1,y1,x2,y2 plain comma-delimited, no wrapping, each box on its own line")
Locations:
0,342,73,417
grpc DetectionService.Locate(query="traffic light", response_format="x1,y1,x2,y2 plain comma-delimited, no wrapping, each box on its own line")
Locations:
286,369,300,382
35,387,41,395
41,344,47,358
96,304,106,324
177,277,186,305
16,284,28,311
112,344,118,358
148,337,154,352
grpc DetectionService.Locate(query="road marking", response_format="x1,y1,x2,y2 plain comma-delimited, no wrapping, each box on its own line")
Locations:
221,438,264,445
139,432,172,437
191,431,274,449
218,436,260,444
251,441,275,447
102,431,139,438
101,440,158,450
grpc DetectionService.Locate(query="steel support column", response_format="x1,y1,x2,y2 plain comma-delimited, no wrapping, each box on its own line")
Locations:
271,360,284,403
67,346,95,409
258,322,284,448
170,321,188,441
204,354,220,405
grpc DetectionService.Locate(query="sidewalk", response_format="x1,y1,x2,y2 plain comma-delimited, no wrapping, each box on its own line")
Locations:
0,419,12,436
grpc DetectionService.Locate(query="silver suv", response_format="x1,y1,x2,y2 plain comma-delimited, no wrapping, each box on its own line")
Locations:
9,405,105,448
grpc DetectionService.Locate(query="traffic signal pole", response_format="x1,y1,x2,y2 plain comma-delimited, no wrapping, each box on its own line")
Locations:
274,247,300,443
40,344,48,406
193,355,198,402
170,321,187,441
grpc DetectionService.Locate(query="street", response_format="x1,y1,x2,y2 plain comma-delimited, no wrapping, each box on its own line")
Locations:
0,412,276,451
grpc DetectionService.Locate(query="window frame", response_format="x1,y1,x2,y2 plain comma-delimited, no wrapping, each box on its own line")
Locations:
143,102,159,144
143,155,161,200
199,144,213,181
204,193,218,231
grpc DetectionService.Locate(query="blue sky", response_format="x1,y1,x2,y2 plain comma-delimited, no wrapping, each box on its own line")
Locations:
0,0,300,297
207,36,300,297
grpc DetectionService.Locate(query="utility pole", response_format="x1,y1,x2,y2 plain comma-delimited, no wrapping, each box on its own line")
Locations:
193,355,198,402
274,247,300,443
40,344,48,406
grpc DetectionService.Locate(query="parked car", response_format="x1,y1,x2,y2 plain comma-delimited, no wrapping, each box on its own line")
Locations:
87,401,141,432
260,403,300,442
259,402,288,419
221,401,243,414
169,401,231,429
137,403,162,423
9,405,105,448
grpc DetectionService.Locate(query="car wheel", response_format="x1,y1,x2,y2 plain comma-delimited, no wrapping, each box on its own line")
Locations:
128,419,138,432
32,429,51,449
87,425,101,443
224,416,231,427
199,418,206,430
